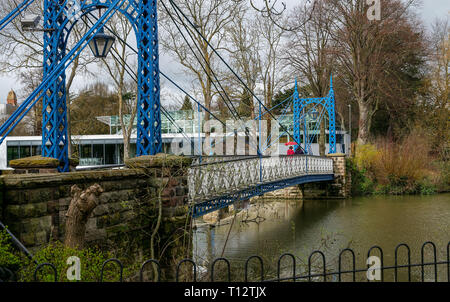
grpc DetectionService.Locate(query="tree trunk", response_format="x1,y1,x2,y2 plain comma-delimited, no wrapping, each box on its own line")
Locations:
64,184,104,249
123,134,130,160
357,100,370,145
319,109,326,156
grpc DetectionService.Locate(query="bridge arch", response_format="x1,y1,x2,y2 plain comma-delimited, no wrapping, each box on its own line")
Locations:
293,76,336,154
42,0,161,171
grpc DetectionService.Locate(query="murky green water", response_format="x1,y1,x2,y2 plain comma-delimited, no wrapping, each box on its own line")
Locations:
193,194,450,281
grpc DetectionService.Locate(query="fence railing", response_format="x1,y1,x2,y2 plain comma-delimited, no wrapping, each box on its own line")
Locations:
188,155,333,203
1,241,448,282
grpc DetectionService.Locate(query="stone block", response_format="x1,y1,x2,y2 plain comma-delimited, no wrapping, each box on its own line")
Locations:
35,231,48,244
5,190,24,205
85,229,107,242
93,204,109,216
24,202,47,217
20,232,35,246
26,188,55,204
5,204,23,219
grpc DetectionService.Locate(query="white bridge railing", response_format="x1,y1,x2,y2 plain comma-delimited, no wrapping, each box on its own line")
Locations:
188,155,333,203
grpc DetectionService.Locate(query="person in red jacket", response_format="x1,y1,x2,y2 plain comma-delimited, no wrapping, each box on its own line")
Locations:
287,146,295,155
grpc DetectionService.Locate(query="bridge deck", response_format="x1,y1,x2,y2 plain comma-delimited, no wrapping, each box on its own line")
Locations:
188,155,334,217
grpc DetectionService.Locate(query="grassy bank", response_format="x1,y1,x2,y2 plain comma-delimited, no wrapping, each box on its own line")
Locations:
347,135,449,196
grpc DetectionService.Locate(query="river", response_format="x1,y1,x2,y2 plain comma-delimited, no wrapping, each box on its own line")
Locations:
193,193,450,281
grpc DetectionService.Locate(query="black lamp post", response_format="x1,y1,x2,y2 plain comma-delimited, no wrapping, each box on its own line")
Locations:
310,108,319,120
88,27,115,58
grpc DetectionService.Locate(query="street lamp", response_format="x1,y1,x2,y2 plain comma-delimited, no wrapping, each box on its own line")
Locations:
88,27,115,58
21,15,54,32
310,108,319,119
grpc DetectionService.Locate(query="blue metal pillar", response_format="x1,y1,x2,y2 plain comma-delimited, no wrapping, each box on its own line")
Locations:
258,100,262,182
42,0,69,172
136,0,162,156
293,79,301,151
327,75,336,154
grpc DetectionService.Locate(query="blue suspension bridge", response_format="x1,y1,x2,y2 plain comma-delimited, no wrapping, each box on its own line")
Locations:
0,0,338,217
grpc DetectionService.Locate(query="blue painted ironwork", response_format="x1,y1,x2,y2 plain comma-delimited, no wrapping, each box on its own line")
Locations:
39,0,161,171
192,173,334,217
42,0,69,171
0,0,126,147
293,76,337,154
136,0,162,156
189,155,334,217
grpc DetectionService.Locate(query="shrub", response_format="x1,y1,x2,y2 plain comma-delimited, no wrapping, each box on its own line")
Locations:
417,177,437,195
354,144,380,171
432,161,450,192
350,131,442,195
371,133,432,187
346,158,375,195
18,241,139,282
0,229,22,271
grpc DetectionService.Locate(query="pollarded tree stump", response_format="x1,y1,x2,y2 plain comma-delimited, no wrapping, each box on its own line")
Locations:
64,184,104,249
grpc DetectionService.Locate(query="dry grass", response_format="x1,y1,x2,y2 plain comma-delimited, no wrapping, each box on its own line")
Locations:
371,133,433,186
354,131,442,194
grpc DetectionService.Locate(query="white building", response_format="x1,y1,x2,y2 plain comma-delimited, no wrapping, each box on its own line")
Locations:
0,110,350,170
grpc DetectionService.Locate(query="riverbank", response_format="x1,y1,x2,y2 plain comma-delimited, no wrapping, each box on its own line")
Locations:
348,141,450,196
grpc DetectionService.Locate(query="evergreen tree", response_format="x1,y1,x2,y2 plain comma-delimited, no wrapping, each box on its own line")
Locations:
180,95,193,111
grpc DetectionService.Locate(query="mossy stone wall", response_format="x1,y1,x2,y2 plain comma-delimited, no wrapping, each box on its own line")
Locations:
0,160,191,262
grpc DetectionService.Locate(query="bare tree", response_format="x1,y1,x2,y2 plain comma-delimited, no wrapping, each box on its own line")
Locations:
326,0,420,145
284,1,335,155
159,0,242,143
420,17,449,159
224,7,261,119
250,0,318,32
256,13,287,144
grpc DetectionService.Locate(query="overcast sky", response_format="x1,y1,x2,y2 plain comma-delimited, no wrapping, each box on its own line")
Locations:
0,0,449,106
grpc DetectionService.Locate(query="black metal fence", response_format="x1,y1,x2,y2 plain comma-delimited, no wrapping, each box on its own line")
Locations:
1,241,449,282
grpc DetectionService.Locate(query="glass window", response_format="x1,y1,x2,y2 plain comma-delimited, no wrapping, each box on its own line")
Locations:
7,146,19,166
118,144,124,164
93,144,104,165
129,143,136,158
80,144,92,158
307,135,317,144
20,145,31,158
31,145,41,156
185,121,193,134
105,144,116,164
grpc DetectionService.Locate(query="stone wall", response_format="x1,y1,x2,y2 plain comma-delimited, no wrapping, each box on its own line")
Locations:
254,186,303,200
0,155,192,268
325,153,350,198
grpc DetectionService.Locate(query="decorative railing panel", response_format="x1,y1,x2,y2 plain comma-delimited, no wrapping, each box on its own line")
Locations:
188,155,333,203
